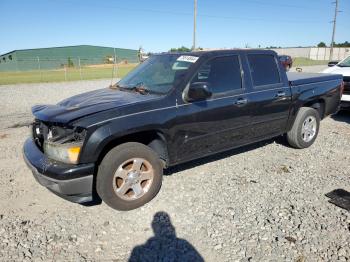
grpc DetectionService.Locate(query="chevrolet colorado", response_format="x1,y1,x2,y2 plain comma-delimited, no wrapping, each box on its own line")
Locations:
23,50,343,211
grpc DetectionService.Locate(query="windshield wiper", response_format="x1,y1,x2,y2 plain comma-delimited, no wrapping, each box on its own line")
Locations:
109,83,146,93
110,82,162,95
109,83,125,90
123,82,151,95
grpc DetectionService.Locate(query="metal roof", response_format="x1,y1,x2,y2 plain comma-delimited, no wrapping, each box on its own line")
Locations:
0,45,136,57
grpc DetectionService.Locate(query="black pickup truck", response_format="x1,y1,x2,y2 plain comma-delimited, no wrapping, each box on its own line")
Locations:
23,50,343,211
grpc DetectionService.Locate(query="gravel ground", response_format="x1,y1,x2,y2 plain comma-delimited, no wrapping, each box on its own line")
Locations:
0,75,349,261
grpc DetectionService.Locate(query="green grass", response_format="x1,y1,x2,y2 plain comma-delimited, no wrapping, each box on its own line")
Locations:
0,65,137,85
293,57,329,67
0,58,329,85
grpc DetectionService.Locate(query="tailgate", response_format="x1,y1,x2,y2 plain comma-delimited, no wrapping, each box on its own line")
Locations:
287,72,343,86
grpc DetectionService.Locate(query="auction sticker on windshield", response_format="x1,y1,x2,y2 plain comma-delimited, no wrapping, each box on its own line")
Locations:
177,55,199,63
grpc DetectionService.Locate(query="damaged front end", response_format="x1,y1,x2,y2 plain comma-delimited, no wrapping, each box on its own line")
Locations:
32,120,86,164
23,120,95,204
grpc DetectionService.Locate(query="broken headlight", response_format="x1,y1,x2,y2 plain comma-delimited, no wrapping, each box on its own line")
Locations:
43,126,86,164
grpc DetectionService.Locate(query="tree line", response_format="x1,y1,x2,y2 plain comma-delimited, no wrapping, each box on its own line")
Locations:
317,41,350,48
168,42,350,52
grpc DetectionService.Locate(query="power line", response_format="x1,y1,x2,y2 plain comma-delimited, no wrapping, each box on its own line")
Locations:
242,0,325,11
198,13,323,24
59,0,330,25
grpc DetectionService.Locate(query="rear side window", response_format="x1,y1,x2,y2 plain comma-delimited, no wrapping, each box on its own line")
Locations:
248,54,280,86
193,55,242,94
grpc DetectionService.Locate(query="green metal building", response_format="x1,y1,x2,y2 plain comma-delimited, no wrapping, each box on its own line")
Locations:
0,45,139,72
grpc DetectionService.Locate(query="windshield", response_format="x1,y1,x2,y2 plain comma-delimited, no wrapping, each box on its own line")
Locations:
338,56,350,67
117,54,198,94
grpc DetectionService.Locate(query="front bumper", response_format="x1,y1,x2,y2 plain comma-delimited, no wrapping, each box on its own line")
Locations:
23,138,95,203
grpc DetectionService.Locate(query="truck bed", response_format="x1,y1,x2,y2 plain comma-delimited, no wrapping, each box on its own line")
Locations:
287,72,342,86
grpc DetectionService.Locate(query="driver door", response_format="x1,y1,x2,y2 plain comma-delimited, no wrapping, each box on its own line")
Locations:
173,54,252,163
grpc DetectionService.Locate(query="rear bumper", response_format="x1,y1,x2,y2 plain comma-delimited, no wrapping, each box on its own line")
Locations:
341,94,350,109
23,138,95,203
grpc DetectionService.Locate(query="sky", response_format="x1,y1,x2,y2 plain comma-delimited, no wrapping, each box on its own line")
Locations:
0,0,349,54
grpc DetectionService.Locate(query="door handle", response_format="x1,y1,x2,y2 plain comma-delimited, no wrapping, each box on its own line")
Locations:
276,91,286,98
235,98,248,105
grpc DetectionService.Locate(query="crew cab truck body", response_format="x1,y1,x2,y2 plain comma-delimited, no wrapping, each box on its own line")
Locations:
23,50,343,210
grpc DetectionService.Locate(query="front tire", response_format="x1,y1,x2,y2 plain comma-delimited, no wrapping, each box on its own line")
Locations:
96,142,163,211
287,107,320,149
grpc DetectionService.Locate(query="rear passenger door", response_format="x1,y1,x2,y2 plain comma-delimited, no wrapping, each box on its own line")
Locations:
246,53,292,139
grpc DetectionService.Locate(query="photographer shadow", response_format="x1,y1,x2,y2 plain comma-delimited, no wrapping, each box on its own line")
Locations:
129,211,204,262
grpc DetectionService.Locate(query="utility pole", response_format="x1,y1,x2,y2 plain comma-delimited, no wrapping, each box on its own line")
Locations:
192,0,197,50
330,0,339,60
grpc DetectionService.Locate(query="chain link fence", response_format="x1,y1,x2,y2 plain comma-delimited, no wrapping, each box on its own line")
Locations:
0,57,139,85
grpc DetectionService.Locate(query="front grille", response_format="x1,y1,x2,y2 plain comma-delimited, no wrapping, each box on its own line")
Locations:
32,121,86,151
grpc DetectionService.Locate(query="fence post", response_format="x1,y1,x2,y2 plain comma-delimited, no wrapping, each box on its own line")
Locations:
37,56,42,81
115,48,118,80
78,57,82,80
64,65,67,81
110,48,117,86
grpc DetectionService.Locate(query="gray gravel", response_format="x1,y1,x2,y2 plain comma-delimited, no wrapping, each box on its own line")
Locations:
0,79,112,129
0,77,349,261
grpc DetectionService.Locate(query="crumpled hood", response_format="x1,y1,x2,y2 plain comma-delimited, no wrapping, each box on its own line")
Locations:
32,88,159,124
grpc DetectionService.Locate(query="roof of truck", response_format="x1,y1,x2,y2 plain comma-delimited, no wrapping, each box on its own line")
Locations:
159,49,277,57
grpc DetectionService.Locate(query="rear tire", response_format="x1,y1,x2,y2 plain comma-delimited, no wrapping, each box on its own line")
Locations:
96,142,163,211
287,107,320,149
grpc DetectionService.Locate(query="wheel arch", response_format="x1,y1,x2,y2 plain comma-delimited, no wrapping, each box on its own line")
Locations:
287,99,325,132
95,130,170,168
303,99,325,119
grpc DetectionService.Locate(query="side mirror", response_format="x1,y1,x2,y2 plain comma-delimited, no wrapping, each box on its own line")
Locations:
328,61,338,67
186,82,212,102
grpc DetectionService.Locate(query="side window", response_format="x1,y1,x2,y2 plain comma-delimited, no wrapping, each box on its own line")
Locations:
192,55,242,94
248,54,281,86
